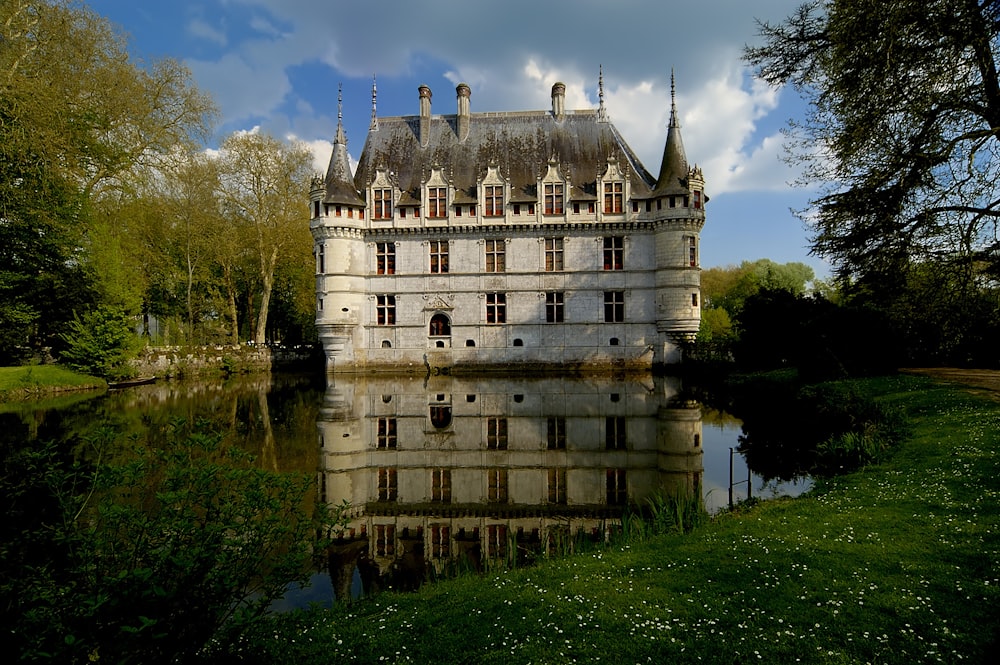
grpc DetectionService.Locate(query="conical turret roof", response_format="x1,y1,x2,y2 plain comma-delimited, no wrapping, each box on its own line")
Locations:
650,72,689,198
324,85,365,206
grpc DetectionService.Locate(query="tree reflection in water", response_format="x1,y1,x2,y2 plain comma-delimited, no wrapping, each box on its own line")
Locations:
0,372,809,609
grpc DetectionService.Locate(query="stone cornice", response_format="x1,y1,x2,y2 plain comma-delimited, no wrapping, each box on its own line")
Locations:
316,217,703,241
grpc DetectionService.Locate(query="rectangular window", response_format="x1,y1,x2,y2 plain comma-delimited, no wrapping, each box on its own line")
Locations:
486,524,507,559
603,236,623,271
483,187,502,216
376,242,395,275
547,468,567,505
373,188,392,219
606,416,626,450
428,187,447,218
604,182,623,213
547,417,566,449
377,417,397,449
688,236,698,267
486,292,506,324
513,203,521,216
430,240,449,273
375,524,394,557
487,417,508,450
432,468,452,503
606,469,627,505
544,183,563,215
485,239,505,273
487,468,508,503
693,190,702,209
317,243,325,274
604,291,624,323
376,295,395,325
378,467,397,502
431,525,450,558
545,291,564,323
544,237,564,272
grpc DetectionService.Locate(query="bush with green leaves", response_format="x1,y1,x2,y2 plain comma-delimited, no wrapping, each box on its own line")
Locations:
1,420,337,664
59,305,142,380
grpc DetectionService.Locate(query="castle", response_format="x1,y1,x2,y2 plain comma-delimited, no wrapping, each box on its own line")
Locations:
309,74,706,373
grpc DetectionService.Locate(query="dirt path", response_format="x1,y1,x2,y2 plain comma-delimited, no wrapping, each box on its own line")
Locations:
901,368,1000,402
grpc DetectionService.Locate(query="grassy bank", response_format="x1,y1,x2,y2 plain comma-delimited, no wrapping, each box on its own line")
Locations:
0,365,106,402
219,374,999,664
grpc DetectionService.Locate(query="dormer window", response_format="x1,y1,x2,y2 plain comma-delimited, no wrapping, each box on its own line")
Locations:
484,186,503,216
428,187,447,218
604,182,623,213
544,183,563,215
374,188,392,219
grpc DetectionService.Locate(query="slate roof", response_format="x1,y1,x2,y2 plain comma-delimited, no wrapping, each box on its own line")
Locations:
352,109,659,202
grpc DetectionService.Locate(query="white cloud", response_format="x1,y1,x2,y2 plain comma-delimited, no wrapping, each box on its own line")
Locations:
182,0,812,199
294,137,334,176
186,18,227,46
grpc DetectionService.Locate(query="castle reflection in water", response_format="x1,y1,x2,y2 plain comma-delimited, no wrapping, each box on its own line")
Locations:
317,374,703,599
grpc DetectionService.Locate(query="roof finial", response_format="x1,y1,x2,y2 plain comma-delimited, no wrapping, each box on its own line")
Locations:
370,74,379,131
597,64,608,122
669,68,679,128
334,82,347,146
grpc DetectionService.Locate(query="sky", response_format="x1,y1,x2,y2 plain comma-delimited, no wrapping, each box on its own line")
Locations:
86,0,827,278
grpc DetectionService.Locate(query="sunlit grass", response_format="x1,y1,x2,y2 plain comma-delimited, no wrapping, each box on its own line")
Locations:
0,365,105,401
221,374,1000,664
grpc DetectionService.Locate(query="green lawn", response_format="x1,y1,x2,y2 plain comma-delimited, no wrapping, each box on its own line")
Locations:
0,365,105,401
227,374,1000,664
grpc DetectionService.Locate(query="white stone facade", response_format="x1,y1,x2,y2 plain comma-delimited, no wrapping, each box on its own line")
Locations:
311,78,706,373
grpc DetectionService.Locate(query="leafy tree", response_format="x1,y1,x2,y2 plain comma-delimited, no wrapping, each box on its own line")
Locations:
1,423,336,664
0,0,216,357
217,132,314,345
744,0,999,307
698,259,817,357
702,259,815,314
147,153,231,343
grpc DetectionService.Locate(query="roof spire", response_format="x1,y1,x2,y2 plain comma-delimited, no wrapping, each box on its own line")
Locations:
370,74,378,131
651,68,690,197
335,83,346,145
597,64,608,122
323,84,364,207
669,68,679,129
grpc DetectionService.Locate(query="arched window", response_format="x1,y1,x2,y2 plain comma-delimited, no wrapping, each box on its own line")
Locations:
429,313,451,336
430,406,452,429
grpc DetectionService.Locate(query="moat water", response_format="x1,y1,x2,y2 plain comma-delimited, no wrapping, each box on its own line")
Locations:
1,372,810,607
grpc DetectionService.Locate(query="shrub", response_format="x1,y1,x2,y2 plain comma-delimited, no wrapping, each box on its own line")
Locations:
59,305,142,380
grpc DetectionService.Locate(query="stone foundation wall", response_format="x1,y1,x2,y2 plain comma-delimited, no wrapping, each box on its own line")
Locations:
131,345,322,377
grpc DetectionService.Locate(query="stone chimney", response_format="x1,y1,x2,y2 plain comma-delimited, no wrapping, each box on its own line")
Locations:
456,83,471,142
551,82,566,121
419,84,432,146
